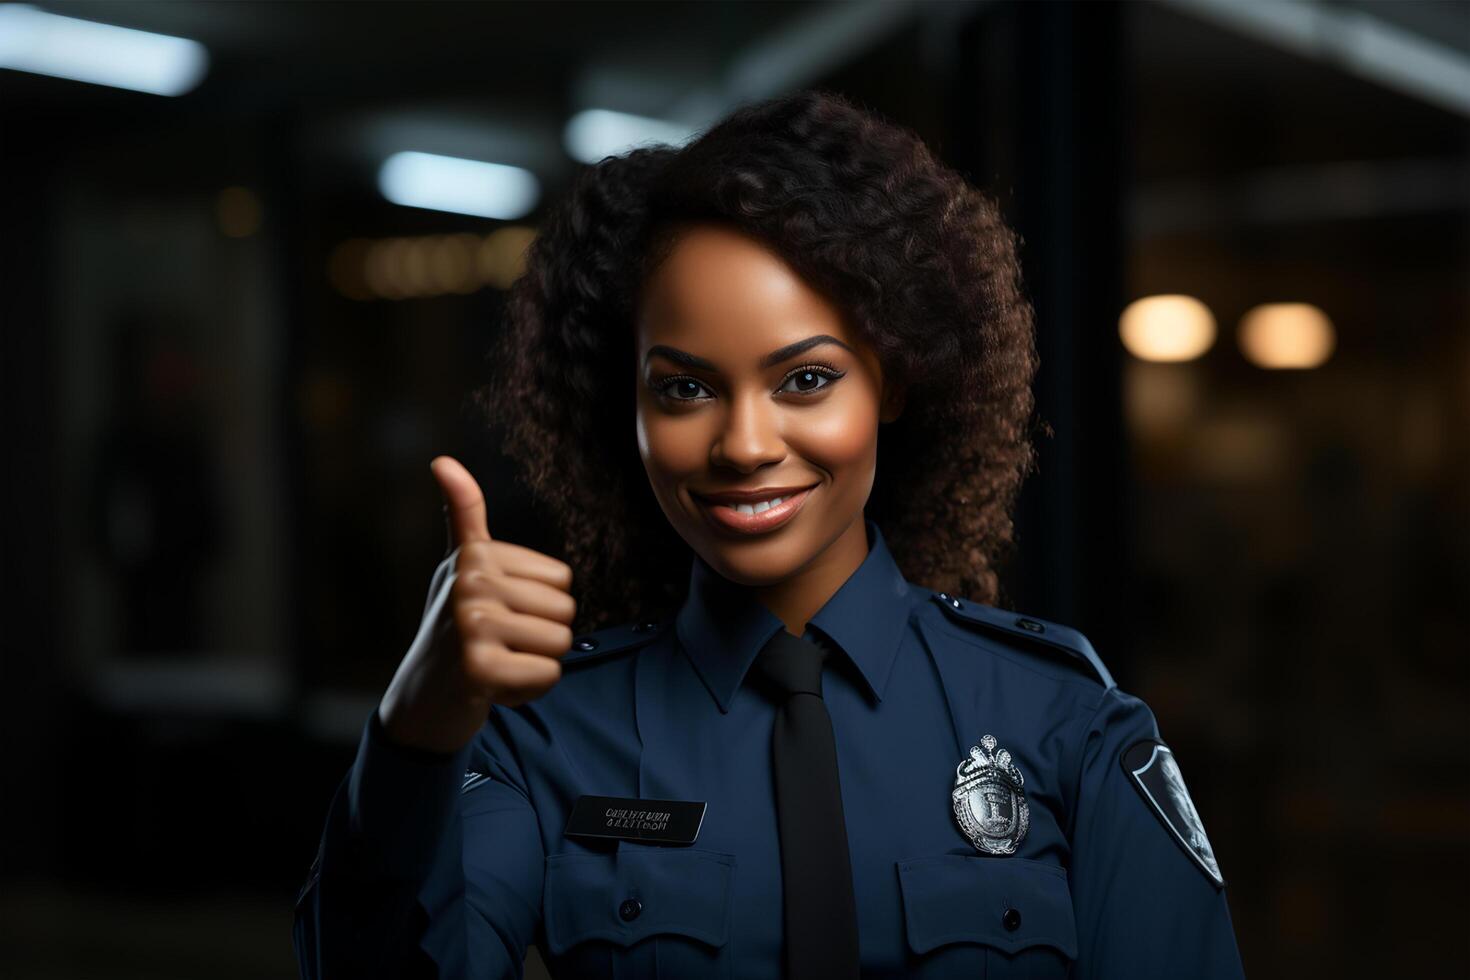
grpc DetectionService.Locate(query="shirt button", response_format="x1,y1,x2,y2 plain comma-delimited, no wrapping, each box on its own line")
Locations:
618,897,642,922
1002,907,1022,931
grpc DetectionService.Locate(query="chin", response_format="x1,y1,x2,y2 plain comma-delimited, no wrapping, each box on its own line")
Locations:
690,520,834,587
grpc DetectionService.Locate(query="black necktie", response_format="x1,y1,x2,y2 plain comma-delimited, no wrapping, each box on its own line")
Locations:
753,629,861,979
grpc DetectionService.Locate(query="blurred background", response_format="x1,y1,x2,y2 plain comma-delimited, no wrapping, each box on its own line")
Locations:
1,0,1466,977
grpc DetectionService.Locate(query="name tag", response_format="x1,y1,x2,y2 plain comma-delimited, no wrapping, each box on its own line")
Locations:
564,795,707,846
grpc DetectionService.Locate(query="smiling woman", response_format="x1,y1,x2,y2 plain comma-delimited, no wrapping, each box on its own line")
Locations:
293,89,1246,980
632,223,905,628
485,90,1040,636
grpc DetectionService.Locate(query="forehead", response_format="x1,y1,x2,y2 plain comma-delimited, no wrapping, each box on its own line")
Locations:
636,224,855,353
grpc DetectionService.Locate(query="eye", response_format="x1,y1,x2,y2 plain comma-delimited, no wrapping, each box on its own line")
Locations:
778,363,844,396
650,362,845,404
652,376,714,402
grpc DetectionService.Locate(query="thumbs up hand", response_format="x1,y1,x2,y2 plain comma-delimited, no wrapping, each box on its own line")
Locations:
377,455,576,754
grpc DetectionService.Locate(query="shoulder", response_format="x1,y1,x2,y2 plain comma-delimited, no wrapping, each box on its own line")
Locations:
915,589,1117,690
560,617,670,669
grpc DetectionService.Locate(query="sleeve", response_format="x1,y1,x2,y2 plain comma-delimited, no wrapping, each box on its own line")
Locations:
1066,686,1246,979
291,551,546,980
291,710,545,980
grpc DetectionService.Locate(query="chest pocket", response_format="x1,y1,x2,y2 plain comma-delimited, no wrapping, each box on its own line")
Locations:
897,853,1078,977
542,847,736,979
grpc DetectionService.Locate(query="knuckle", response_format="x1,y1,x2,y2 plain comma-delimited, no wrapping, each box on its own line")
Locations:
455,603,486,634
457,540,496,567
460,608,492,639
457,596,507,629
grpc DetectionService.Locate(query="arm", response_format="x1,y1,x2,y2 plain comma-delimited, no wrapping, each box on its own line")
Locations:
292,455,570,978
292,708,544,980
1067,687,1246,979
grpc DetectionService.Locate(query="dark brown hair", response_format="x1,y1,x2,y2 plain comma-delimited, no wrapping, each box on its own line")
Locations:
477,89,1039,633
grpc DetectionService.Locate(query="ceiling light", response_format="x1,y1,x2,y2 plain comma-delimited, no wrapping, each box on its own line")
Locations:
0,4,208,96
378,151,540,220
1238,303,1335,369
1119,294,1217,362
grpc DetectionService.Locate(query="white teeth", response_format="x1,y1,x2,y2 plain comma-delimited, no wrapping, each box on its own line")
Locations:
727,495,787,516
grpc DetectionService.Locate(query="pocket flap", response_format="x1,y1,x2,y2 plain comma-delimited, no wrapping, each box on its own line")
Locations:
897,854,1077,958
543,848,735,956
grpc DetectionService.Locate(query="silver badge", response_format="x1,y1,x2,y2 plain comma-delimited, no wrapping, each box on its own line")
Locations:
952,734,1029,855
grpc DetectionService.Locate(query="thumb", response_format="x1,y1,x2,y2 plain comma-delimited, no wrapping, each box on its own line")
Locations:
429,455,492,554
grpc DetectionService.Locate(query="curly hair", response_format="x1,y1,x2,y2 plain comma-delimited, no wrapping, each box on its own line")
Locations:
476,89,1040,633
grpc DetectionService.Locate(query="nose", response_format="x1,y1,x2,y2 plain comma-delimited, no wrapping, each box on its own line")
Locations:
709,389,785,472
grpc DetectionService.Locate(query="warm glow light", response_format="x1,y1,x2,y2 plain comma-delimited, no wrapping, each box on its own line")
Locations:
0,4,208,96
400,237,434,296
378,151,539,220
564,108,698,164
429,234,479,294
1237,303,1335,369
1119,295,1217,362
329,227,538,300
478,227,537,290
364,238,412,299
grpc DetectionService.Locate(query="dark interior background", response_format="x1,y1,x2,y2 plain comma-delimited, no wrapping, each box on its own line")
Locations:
2,1,1467,977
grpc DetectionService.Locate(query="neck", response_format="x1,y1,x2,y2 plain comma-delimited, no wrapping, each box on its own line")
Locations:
750,516,870,637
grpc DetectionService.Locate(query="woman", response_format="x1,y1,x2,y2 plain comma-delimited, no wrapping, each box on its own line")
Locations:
293,90,1245,979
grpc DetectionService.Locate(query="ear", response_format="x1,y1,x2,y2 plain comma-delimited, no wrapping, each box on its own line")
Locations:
879,381,906,423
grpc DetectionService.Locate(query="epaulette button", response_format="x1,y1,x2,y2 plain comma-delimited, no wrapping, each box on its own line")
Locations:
936,592,963,610
631,621,659,632
1015,618,1046,634
572,637,599,651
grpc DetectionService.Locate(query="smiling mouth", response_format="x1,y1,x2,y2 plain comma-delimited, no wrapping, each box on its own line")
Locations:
692,485,818,535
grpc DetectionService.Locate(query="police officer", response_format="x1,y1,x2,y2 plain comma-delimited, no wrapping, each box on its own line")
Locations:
293,99,1246,977
292,478,1244,979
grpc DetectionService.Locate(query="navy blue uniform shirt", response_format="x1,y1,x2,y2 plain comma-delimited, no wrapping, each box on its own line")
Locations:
294,519,1245,978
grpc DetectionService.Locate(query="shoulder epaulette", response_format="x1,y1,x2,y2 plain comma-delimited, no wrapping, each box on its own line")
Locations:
562,618,668,667
928,592,1116,689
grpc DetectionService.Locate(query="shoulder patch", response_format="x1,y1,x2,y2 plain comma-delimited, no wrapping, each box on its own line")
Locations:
562,618,667,667
928,592,1116,689
1121,739,1226,888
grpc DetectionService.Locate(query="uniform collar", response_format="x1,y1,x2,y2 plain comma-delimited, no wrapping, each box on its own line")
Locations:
674,517,913,713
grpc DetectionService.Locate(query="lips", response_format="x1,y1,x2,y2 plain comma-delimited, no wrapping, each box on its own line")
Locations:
692,484,817,535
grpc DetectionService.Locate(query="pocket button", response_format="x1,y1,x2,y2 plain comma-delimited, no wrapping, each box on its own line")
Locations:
1002,907,1022,932
619,897,643,922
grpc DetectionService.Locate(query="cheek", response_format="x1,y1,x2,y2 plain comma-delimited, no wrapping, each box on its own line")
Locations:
636,403,709,481
792,393,880,471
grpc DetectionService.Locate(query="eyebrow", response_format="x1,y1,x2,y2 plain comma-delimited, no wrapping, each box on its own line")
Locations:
644,334,856,371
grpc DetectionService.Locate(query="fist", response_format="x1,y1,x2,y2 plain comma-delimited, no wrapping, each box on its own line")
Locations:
377,455,576,754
